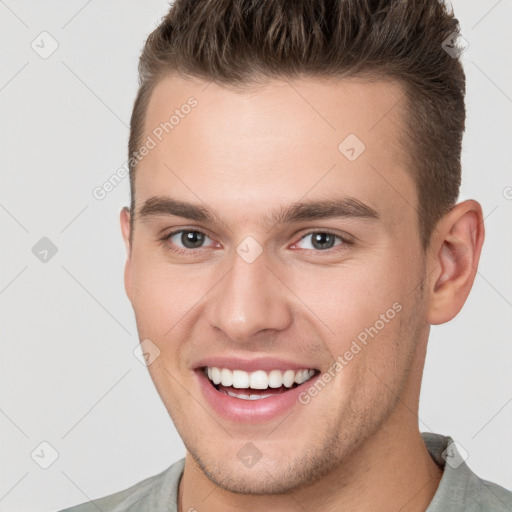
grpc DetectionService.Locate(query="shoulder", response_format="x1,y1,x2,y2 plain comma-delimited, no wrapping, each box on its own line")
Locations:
422,432,512,511
466,473,512,511
57,458,185,512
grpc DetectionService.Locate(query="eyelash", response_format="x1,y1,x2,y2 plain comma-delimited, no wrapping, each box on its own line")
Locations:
160,229,352,256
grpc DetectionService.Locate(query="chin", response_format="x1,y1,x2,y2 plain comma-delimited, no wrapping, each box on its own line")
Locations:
187,442,340,496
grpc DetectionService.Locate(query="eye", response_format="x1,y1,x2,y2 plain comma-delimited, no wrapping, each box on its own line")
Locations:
291,230,348,251
161,229,351,255
163,229,216,252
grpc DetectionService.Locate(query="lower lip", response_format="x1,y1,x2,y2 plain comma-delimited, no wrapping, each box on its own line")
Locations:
195,369,320,423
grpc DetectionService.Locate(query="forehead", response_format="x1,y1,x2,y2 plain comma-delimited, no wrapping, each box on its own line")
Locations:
135,74,416,231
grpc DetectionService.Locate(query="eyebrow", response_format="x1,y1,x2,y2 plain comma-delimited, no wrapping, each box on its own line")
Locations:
137,195,379,227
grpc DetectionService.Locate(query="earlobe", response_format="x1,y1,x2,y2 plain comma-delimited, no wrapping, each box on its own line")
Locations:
426,200,485,325
120,207,133,303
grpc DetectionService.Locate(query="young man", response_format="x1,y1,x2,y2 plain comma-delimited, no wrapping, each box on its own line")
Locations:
61,1,512,510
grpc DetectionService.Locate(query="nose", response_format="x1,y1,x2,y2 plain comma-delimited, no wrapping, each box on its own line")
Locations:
207,247,293,344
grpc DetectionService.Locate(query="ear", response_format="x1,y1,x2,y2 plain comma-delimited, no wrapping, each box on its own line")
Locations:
426,200,485,325
120,207,133,303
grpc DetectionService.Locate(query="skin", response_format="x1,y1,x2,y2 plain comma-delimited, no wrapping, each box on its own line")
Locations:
120,75,484,511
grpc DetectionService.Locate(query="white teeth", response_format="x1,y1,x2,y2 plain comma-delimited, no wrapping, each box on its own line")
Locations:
220,368,233,386
249,370,269,389
282,369,296,388
268,369,283,388
232,369,250,388
211,367,221,385
295,369,315,384
205,367,316,390
226,390,275,400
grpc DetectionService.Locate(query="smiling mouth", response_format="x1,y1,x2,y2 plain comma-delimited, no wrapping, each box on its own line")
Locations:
203,366,320,400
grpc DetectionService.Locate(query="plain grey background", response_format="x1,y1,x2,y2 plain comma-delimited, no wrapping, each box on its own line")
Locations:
1,1,511,510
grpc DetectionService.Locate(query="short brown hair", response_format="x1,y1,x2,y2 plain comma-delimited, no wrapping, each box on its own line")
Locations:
129,0,465,248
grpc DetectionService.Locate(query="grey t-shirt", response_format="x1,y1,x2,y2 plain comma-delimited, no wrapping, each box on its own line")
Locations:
59,432,512,511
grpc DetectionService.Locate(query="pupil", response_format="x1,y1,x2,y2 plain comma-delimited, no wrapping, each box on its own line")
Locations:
182,231,205,248
313,233,335,250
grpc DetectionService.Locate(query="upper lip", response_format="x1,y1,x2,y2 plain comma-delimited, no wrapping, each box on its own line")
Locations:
193,356,319,373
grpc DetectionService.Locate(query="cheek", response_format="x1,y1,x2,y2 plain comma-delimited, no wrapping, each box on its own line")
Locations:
129,249,207,335
286,260,402,335
285,255,417,388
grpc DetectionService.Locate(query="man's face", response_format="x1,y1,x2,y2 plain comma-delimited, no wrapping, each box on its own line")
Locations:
122,75,430,494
